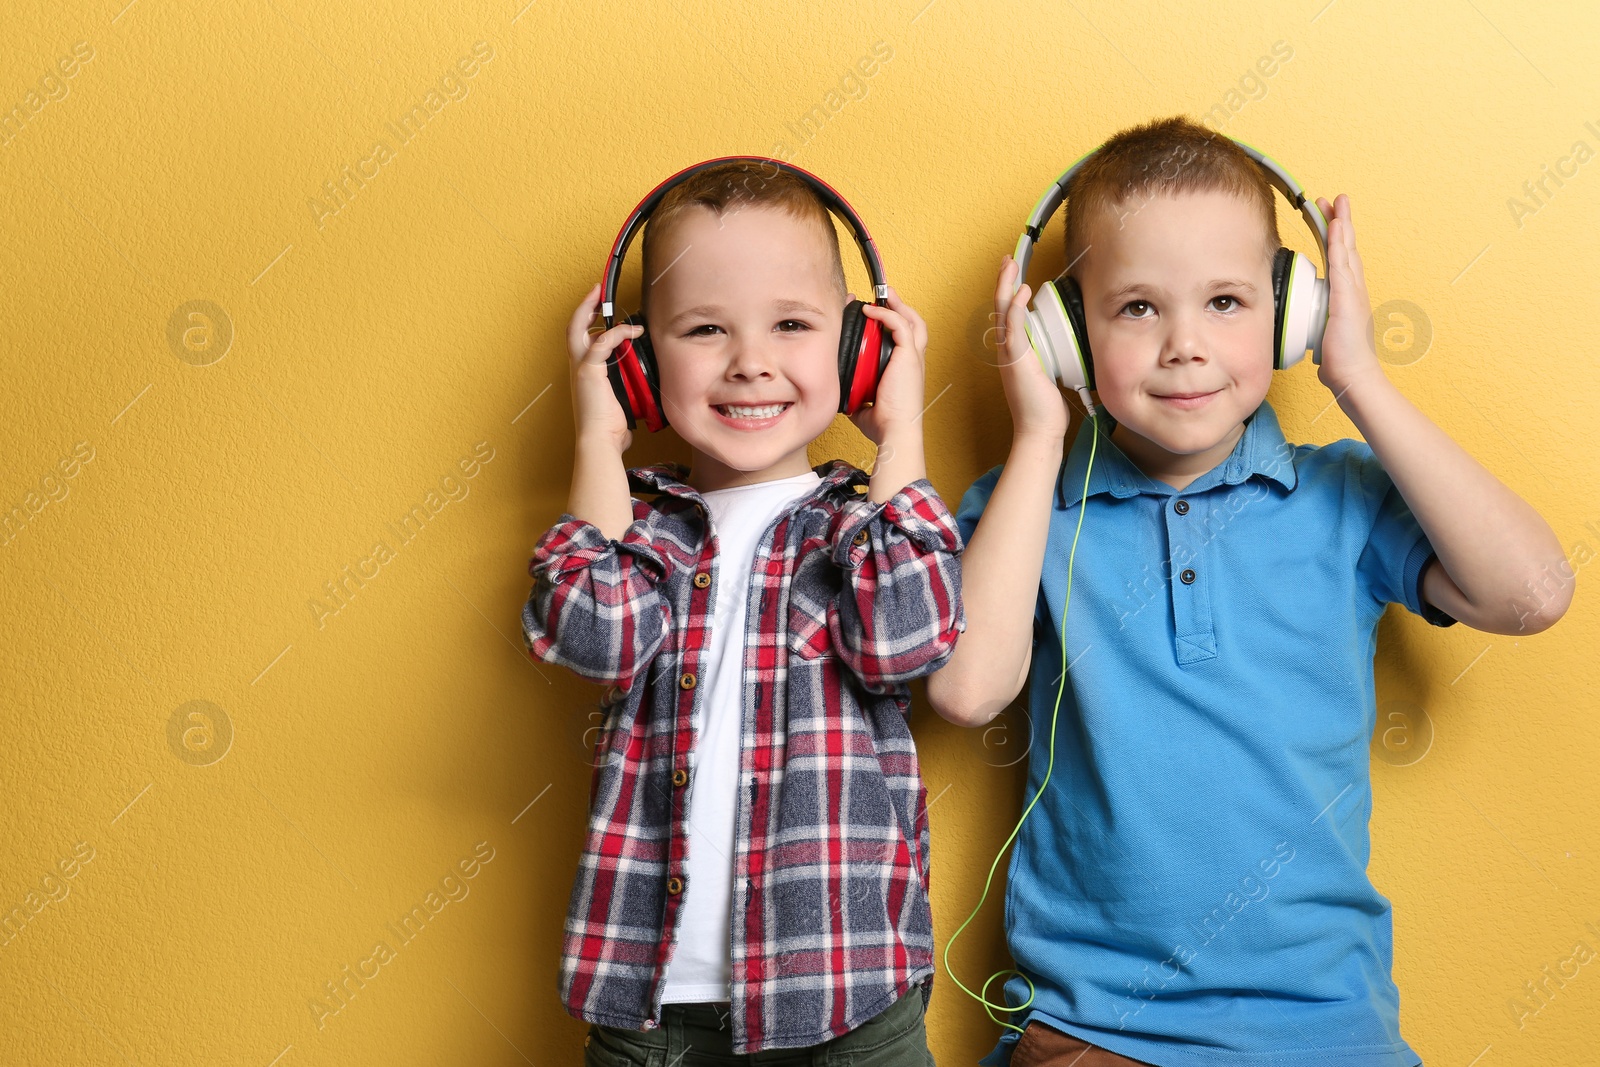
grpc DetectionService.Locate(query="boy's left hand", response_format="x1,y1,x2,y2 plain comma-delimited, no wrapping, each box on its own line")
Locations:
1314,193,1388,399
849,286,928,446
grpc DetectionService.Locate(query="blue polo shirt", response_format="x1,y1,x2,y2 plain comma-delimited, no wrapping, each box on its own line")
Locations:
957,402,1449,1067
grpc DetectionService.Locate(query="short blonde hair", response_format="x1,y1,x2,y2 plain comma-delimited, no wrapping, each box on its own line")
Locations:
1064,115,1279,270
640,161,847,308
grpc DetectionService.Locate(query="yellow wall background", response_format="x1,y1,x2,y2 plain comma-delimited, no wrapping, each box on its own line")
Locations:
3,1,1596,1063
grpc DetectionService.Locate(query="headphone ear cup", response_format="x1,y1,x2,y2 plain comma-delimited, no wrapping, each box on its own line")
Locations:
1026,278,1092,393
1058,276,1093,390
839,299,890,415
607,313,667,432
1270,247,1294,370
1270,247,1329,369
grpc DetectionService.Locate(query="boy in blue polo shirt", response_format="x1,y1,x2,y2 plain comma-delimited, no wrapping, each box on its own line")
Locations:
928,116,1572,1066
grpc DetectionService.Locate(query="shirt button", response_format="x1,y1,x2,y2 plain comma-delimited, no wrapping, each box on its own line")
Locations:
1174,499,1190,515
1180,568,1197,584
693,571,711,589
853,528,870,546
671,768,688,787
679,672,697,690
666,876,684,895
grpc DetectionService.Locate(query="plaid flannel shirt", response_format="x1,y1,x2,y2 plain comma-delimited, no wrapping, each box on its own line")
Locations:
521,459,964,1053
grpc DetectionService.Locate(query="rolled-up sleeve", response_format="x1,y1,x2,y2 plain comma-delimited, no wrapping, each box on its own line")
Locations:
828,479,965,694
521,511,672,688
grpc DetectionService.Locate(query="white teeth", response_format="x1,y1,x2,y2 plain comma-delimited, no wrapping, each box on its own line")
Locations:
719,403,787,419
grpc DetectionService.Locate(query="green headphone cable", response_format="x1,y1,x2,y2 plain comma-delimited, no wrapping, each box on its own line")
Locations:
942,409,1099,1034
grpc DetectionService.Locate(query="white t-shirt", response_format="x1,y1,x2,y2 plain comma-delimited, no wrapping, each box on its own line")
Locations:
660,469,822,1004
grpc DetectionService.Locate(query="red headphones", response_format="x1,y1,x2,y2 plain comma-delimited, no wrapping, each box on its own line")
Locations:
600,156,894,432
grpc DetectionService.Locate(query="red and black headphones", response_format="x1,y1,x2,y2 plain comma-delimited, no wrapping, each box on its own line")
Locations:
600,156,894,432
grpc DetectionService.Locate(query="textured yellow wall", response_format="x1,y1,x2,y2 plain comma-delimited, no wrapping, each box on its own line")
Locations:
3,1,1596,1063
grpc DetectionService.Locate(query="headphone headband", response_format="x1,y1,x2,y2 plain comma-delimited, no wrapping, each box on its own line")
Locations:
1012,135,1328,286
599,155,888,326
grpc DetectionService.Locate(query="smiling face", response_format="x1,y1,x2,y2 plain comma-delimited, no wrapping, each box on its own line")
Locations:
1075,189,1278,489
645,203,847,492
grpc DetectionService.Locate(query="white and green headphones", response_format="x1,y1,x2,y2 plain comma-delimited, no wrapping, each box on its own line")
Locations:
1015,137,1330,408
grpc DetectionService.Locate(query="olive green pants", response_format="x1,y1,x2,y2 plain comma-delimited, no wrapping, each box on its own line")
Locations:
583,988,935,1066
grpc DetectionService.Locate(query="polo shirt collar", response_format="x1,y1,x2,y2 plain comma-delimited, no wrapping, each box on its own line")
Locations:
1056,400,1298,509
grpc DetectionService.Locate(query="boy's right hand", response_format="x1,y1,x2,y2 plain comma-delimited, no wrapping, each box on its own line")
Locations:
568,282,645,455
993,255,1070,442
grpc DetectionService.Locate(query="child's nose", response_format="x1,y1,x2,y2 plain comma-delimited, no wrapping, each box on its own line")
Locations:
1161,313,1209,363
726,336,777,378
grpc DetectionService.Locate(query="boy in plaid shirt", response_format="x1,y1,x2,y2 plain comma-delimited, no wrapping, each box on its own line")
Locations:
522,161,961,1063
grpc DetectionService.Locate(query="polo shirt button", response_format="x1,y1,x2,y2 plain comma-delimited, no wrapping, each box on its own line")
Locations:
693,571,711,589
679,672,697,690
666,876,684,895
1174,499,1189,515
853,528,870,546
1180,568,1197,584
671,768,688,787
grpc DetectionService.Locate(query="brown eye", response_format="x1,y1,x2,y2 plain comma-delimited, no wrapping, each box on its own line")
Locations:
1211,296,1239,312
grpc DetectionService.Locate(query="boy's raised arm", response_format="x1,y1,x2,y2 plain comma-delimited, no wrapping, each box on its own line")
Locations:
849,287,931,505
927,257,1072,727
519,285,669,689
1315,195,1572,635
825,289,963,691
566,282,644,541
